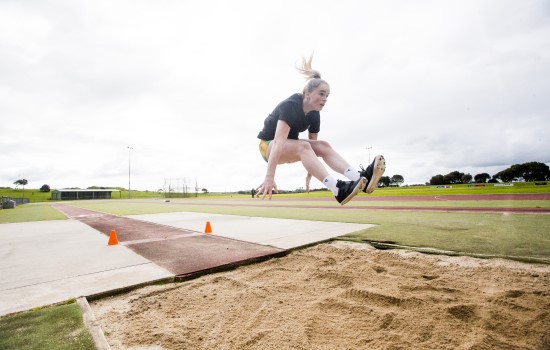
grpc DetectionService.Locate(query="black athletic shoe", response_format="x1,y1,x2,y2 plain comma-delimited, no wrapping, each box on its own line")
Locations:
359,155,386,193
335,177,367,205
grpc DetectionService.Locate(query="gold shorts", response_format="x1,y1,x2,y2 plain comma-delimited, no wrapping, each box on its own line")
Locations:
259,140,271,162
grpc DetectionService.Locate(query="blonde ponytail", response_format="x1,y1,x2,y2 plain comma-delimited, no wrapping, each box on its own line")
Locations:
296,53,328,94
296,53,322,80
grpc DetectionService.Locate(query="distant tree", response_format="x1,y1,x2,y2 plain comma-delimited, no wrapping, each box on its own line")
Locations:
430,174,445,185
443,171,465,184
426,160,549,185
40,184,51,192
390,174,404,186
493,168,515,182
379,176,391,187
13,179,28,198
13,179,28,187
494,163,525,182
461,174,473,184
13,179,28,197
474,173,491,183
494,162,550,182
510,163,527,181
201,188,208,193
520,162,550,181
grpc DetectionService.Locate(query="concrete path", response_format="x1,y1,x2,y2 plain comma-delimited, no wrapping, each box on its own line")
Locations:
0,209,372,316
0,220,172,316
130,212,372,249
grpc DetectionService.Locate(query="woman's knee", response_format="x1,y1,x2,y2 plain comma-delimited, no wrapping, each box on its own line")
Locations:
293,141,316,160
312,140,333,156
297,141,315,153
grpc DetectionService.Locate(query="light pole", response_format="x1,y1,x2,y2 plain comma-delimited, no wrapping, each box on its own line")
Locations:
127,146,133,199
367,146,372,164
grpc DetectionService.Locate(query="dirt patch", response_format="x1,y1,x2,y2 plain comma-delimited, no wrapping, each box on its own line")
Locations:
91,242,550,350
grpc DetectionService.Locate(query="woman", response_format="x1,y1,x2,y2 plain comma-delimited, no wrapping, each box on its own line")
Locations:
256,55,386,205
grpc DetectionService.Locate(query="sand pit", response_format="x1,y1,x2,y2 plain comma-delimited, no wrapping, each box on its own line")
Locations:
91,242,550,349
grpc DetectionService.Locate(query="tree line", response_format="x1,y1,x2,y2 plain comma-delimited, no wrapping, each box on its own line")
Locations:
12,179,51,192
379,175,404,187
429,161,549,185
9,161,549,195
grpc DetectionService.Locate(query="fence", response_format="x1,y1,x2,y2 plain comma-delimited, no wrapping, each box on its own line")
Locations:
0,197,30,209
163,178,198,198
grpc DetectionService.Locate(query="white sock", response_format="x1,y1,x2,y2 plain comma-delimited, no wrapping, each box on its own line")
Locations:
323,175,339,196
343,167,360,181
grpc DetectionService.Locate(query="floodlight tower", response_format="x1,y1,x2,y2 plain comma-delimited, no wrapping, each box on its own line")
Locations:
127,146,133,199
367,146,372,164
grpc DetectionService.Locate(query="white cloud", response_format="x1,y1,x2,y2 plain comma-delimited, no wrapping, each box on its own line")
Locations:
1,0,549,192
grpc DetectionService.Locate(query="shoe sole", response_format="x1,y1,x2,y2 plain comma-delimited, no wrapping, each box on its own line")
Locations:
365,155,386,193
340,177,367,205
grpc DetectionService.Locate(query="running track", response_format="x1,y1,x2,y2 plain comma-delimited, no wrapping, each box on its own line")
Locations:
180,193,550,214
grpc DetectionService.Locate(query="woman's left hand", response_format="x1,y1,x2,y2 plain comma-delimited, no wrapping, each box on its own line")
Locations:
305,173,312,193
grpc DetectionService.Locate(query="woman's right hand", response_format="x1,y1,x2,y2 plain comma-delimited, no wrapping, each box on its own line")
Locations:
256,176,278,200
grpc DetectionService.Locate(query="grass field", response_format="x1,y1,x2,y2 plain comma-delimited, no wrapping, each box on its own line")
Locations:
1,181,549,203
0,203,66,223
0,301,95,350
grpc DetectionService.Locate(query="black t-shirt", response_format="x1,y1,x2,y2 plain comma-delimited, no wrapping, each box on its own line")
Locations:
257,93,321,141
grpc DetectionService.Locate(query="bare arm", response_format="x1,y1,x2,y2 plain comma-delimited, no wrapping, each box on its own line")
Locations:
256,120,290,199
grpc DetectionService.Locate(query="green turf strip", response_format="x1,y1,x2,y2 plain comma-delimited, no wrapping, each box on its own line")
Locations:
0,302,95,350
0,203,67,223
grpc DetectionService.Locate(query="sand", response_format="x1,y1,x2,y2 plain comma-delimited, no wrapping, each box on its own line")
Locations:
91,242,550,350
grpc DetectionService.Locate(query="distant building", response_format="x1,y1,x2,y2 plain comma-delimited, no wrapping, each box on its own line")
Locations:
51,189,120,200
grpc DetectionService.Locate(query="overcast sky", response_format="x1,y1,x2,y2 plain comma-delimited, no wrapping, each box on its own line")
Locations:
1,0,549,193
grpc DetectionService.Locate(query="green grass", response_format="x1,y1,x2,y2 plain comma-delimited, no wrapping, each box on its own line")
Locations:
368,181,550,196
0,188,164,203
0,189,53,203
0,301,95,350
0,203,67,223
341,211,550,262
1,181,549,203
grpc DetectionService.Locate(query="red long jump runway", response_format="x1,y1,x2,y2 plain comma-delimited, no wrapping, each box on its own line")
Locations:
237,193,549,202
285,193,550,201
50,203,285,278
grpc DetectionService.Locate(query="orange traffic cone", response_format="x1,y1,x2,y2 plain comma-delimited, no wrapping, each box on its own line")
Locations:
108,229,119,245
204,221,212,234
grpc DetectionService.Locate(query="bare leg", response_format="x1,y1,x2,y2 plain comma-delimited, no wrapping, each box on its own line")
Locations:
304,139,351,174
266,140,330,181
264,138,367,205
